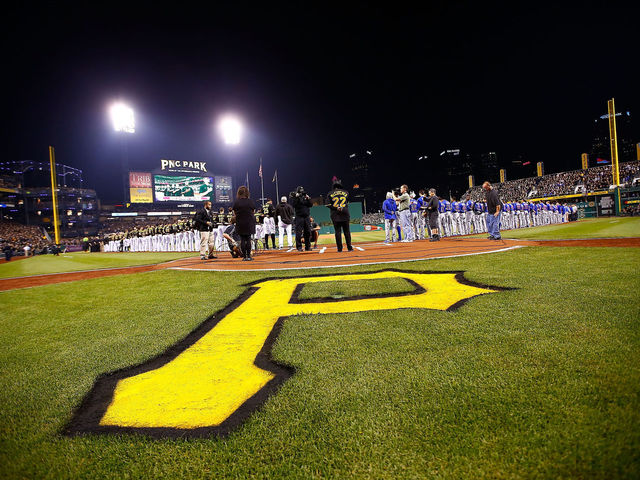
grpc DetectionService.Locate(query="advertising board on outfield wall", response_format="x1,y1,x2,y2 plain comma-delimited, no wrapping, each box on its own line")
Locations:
214,176,233,203
128,172,153,203
129,188,154,203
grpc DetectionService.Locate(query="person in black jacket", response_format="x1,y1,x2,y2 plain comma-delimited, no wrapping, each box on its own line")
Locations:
232,186,257,261
326,179,353,252
290,186,312,252
483,181,502,240
275,196,294,248
425,189,440,242
193,200,217,260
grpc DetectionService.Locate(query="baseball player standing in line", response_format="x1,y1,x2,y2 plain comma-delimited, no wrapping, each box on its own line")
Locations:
395,185,414,242
261,199,277,249
382,192,398,242
275,196,294,248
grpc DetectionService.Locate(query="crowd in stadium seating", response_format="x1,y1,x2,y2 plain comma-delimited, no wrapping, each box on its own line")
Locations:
99,217,170,235
464,161,640,202
361,213,385,225
623,204,640,216
0,221,51,259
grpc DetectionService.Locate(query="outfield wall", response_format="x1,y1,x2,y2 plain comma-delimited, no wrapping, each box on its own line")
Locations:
309,202,363,234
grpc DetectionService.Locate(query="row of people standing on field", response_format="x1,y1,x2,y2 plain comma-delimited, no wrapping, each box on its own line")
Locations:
194,181,352,260
192,194,299,261
382,186,574,242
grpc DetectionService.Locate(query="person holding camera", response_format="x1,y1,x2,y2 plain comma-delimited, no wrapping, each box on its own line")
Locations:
290,186,312,252
326,179,353,252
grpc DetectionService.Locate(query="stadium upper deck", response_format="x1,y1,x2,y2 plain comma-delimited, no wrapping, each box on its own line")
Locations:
463,161,640,202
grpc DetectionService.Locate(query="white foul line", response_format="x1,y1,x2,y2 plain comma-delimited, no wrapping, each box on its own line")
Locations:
167,245,524,272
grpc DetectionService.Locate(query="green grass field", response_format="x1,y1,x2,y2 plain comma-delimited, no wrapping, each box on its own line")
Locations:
0,252,194,279
3,219,636,280
317,229,386,244
1,243,639,478
477,217,640,240
317,217,640,244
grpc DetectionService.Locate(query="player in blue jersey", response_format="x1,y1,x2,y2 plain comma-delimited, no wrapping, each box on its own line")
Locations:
438,198,450,237
409,192,422,240
451,199,463,235
473,200,486,233
416,190,428,239
382,192,399,242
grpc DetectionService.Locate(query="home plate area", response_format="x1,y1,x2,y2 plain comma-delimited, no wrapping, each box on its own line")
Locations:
167,237,523,271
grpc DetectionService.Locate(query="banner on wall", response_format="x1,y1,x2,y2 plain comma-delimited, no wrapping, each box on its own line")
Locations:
129,172,152,188
129,188,154,203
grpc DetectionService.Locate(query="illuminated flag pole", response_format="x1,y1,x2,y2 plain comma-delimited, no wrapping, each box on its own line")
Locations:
272,169,279,203
258,158,265,206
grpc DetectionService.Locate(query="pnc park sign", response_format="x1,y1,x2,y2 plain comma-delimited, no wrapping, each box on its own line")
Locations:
160,159,208,173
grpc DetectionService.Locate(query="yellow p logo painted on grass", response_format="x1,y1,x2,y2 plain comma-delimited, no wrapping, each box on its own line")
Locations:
66,270,505,438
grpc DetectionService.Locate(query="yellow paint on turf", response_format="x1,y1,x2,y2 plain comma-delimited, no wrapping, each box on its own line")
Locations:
100,271,499,429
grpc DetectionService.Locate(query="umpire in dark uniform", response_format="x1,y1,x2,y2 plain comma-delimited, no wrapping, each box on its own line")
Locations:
290,186,312,252
326,179,353,252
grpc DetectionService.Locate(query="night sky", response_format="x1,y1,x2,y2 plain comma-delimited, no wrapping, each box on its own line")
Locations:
4,2,639,203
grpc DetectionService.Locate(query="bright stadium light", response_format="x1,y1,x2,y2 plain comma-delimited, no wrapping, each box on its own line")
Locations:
110,102,135,133
218,115,243,145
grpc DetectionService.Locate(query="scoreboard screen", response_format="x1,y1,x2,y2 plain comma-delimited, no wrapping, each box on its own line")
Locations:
153,175,214,202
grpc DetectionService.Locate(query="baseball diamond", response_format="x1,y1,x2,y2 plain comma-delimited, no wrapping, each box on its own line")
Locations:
3,5,640,477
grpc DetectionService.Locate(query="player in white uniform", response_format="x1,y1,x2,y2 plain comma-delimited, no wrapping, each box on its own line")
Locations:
261,199,277,249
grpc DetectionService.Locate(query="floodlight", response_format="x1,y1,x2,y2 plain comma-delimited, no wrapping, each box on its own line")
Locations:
218,115,242,145
110,103,135,133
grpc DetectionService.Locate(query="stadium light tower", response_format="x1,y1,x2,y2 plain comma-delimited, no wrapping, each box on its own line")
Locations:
218,115,242,145
218,114,244,197
109,102,135,204
110,103,135,133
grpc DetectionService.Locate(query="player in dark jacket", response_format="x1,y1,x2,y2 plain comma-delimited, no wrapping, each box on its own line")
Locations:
326,179,353,252
426,188,440,242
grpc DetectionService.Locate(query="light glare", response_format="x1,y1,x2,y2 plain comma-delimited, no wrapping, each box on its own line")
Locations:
219,115,242,145
110,103,135,133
